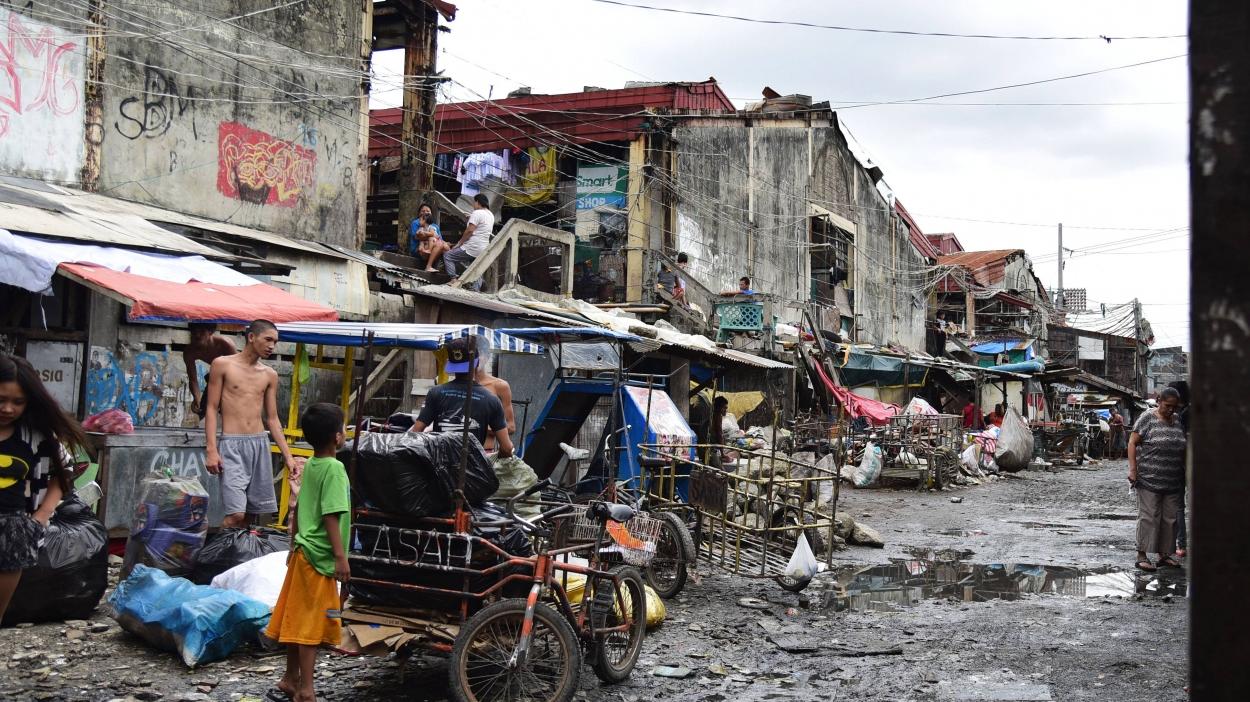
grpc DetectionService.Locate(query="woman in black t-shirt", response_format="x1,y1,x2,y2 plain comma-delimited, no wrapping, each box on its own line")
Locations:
0,354,88,622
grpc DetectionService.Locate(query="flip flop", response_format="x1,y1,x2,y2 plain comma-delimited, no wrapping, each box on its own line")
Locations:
1135,559,1157,572
1157,557,1182,569
264,688,292,702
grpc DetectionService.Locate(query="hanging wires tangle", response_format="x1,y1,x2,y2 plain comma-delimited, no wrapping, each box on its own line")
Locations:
585,0,1185,41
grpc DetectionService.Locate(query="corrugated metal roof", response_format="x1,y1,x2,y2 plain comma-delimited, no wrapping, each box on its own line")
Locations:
937,249,1023,286
371,80,735,158
412,285,586,326
0,179,347,261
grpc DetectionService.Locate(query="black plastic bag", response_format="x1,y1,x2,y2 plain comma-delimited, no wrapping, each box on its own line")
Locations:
347,504,531,610
190,527,290,585
338,431,498,517
3,496,109,625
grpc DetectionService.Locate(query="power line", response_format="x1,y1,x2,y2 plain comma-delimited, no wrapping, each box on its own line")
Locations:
585,0,1185,41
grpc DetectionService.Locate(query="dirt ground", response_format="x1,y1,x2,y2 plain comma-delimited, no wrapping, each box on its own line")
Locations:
0,459,1188,702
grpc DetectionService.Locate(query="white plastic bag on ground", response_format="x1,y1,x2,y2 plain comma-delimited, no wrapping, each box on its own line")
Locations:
853,442,883,487
993,407,1035,472
783,533,818,581
210,550,288,609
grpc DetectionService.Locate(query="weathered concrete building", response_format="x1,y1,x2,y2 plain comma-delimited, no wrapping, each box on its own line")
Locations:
2,0,369,247
670,102,933,349
369,83,935,351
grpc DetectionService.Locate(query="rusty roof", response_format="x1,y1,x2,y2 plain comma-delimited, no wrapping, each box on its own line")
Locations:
936,249,1023,269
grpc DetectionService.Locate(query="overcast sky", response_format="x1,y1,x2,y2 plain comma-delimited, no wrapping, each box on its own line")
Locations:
373,0,1190,349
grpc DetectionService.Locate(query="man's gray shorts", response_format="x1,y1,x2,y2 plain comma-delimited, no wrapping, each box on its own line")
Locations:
218,433,277,515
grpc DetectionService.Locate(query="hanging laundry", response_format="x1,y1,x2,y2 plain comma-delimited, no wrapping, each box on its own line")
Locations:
459,150,513,196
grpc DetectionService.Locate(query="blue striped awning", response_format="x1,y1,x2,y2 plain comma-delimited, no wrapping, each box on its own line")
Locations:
275,322,544,354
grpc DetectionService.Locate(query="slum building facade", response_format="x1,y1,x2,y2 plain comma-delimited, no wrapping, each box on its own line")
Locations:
0,0,402,429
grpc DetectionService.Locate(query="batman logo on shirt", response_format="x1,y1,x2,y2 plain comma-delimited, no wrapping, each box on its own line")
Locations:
0,453,31,490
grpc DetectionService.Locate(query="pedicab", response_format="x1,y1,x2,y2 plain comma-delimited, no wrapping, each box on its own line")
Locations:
497,327,698,599
273,323,651,702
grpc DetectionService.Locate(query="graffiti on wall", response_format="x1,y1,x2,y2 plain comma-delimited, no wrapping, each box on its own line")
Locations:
0,7,85,181
216,121,316,207
86,346,194,428
114,63,199,141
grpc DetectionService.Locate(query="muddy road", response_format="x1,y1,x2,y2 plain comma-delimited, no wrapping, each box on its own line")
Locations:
0,460,1187,702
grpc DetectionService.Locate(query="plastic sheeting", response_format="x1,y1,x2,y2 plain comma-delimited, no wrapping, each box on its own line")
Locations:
122,474,209,579
108,565,271,668
2,496,109,625
341,431,499,517
812,359,899,425
993,407,1035,472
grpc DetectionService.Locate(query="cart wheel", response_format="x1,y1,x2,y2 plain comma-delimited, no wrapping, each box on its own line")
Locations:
449,599,580,702
589,565,647,684
645,512,695,599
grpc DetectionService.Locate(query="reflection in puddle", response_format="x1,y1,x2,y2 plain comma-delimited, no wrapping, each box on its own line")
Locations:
826,557,1187,612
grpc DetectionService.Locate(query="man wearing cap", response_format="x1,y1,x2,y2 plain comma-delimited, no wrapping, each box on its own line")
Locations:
410,337,513,457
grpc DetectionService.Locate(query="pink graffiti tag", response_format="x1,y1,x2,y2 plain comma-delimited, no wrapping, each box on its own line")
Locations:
216,121,316,207
0,10,81,137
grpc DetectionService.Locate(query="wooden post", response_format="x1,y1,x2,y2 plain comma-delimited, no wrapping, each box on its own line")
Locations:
626,135,650,302
397,0,439,251
1191,2,1250,697
965,289,977,339
79,0,106,191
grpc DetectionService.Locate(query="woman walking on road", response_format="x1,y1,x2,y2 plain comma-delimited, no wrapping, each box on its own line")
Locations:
1127,386,1187,571
0,354,89,622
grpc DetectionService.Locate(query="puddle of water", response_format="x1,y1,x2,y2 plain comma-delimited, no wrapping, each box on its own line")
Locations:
1080,513,1136,520
824,557,1186,612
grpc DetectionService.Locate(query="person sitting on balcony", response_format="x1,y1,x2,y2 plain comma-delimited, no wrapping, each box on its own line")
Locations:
438,193,495,289
408,204,443,271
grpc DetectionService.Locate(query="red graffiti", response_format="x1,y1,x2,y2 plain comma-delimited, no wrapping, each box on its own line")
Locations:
0,9,82,137
216,121,316,207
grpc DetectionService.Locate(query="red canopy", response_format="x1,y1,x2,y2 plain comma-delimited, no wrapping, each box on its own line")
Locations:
59,263,338,324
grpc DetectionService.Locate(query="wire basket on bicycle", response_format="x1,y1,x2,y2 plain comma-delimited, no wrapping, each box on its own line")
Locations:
568,503,662,567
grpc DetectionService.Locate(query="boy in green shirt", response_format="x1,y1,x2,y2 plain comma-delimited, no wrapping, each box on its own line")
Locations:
264,402,350,702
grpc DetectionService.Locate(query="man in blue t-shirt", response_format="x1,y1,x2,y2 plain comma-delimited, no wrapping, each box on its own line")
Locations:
410,337,513,456
408,203,442,270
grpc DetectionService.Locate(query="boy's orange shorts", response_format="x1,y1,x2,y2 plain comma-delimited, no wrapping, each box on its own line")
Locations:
264,548,342,646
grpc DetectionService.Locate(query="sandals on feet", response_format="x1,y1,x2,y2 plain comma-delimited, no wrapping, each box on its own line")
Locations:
1157,557,1182,568
1135,559,1157,571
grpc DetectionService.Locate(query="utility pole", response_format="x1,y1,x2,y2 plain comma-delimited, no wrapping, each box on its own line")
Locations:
1131,297,1143,396
397,0,441,251
1190,1,1250,695
1056,223,1064,310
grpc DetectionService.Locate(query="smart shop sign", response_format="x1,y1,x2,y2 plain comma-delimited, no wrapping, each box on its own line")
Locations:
575,164,628,210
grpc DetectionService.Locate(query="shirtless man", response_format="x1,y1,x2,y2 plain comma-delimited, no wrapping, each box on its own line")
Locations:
203,319,298,528
474,348,515,450
183,323,237,419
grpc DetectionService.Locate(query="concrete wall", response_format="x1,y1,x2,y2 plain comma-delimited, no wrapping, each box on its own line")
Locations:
672,117,929,349
0,1,366,248
0,6,87,183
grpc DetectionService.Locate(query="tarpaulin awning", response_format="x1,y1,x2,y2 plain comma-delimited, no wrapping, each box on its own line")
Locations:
58,263,337,324
970,339,1033,355
275,322,544,354
833,349,928,388
495,326,644,344
812,357,899,425
1,229,257,294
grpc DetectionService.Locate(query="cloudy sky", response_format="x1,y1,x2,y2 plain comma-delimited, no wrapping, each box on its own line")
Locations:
373,0,1190,348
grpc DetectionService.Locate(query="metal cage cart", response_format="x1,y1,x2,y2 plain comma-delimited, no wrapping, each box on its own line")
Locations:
873,413,964,488
639,442,842,592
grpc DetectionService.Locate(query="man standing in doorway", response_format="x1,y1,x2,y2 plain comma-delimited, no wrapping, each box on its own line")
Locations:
444,193,495,289
204,319,300,528
183,323,237,420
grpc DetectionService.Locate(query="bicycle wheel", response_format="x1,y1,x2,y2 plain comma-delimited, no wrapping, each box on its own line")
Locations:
589,565,647,683
644,512,695,599
449,599,580,702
